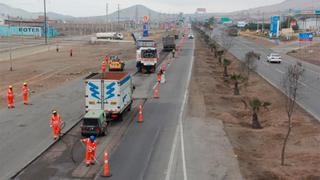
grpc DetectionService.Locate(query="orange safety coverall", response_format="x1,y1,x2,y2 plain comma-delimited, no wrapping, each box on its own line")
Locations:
50,114,61,139
22,85,28,104
101,61,106,73
157,73,161,82
82,138,97,165
7,88,14,108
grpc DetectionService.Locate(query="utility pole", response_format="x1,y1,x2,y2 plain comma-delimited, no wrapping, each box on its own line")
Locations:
8,15,13,71
43,0,48,44
118,4,120,28
262,12,265,32
135,5,138,29
106,3,108,32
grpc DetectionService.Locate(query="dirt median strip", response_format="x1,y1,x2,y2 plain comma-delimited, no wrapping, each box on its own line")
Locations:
192,31,320,179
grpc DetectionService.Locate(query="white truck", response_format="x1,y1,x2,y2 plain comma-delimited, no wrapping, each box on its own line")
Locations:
91,32,124,43
136,47,159,73
85,72,133,121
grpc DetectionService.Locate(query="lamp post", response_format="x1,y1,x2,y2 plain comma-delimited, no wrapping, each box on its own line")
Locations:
43,0,48,44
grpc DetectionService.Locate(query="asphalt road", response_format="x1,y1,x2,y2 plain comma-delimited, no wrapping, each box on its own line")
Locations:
10,45,170,179
212,27,320,121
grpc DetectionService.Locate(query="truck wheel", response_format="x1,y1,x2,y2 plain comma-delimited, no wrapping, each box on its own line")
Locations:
127,102,132,111
141,67,147,74
118,114,123,121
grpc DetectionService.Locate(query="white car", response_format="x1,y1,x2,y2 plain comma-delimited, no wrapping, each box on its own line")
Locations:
188,33,194,39
267,53,282,63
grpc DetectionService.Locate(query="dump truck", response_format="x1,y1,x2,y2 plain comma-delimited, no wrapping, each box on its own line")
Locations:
162,35,176,51
108,55,125,71
136,47,159,73
135,39,157,49
85,72,133,122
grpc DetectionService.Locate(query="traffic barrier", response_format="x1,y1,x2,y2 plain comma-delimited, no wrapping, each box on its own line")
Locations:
154,84,159,98
160,74,166,84
102,149,112,177
138,104,144,123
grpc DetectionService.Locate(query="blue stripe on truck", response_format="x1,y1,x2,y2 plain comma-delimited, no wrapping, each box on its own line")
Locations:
119,75,131,86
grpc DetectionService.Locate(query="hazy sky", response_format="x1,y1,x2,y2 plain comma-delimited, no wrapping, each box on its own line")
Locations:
1,0,284,17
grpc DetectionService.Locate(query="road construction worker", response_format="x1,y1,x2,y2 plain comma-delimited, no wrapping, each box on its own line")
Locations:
7,85,14,108
172,48,176,58
101,61,106,73
22,82,29,105
70,49,73,57
81,135,97,166
50,110,62,140
105,55,109,62
157,71,162,83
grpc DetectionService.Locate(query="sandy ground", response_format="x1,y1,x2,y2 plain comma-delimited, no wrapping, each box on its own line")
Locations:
191,32,320,180
288,43,320,66
240,32,276,48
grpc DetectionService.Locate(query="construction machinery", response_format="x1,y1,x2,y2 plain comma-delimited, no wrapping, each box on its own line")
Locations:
108,55,125,71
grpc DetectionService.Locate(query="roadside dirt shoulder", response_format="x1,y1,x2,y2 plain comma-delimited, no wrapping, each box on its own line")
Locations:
192,32,320,180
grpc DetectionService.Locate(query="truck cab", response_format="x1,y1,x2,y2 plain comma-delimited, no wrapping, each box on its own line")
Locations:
81,109,108,137
136,47,158,73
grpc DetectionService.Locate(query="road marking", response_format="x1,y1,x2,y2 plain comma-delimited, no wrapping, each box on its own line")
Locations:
152,82,159,89
299,80,307,87
165,38,194,180
276,68,285,74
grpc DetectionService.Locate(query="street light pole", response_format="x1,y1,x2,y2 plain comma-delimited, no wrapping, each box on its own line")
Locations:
8,15,13,71
43,0,48,44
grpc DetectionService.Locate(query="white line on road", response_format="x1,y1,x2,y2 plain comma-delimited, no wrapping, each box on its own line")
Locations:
276,68,285,74
165,38,194,180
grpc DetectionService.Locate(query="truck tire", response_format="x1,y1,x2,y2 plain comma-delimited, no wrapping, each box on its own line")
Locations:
141,67,147,74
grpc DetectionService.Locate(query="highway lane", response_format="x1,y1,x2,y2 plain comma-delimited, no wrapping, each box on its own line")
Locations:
212,27,320,121
11,47,170,179
94,37,193,180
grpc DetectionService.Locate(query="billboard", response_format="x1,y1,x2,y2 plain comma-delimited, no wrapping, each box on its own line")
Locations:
299,32,313,42
270,16,280,38
0,25,58,37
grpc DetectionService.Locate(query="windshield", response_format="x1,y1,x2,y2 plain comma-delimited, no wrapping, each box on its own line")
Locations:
83,118,99,126
141,49,157,58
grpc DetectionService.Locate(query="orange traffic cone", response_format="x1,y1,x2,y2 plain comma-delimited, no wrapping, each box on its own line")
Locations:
102,149,112,177
154,85,159,98
138,104,143,123
161,63,166,72
157,73,161,82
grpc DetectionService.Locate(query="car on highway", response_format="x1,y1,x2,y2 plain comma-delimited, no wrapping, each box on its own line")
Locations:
188,33,194,39
81,109,108,136
267,53,282,63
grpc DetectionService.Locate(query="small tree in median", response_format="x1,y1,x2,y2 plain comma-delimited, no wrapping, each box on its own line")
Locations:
241,51,261,80
217,49,225,64
280,62,304,166
223,58,231,77
230,73,245,95
249,98,271,129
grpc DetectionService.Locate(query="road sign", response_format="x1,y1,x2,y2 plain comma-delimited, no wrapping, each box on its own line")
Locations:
143,23,149,37
143,16,149,22
299,32,313,42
